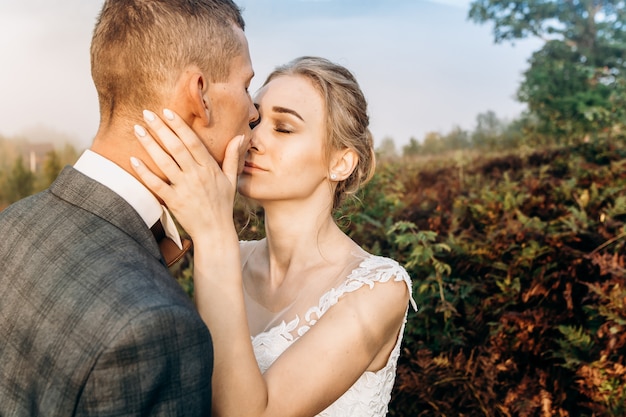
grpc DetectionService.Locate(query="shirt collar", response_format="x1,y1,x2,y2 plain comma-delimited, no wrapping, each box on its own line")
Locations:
74,149,183,249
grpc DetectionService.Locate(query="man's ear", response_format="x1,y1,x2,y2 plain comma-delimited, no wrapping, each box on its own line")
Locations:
329,148,358,181
186,71,211,126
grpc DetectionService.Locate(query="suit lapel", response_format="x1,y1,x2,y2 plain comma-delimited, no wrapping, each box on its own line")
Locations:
49,166,162,262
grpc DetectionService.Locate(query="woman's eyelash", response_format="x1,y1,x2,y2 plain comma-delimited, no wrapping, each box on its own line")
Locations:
274,126,292,134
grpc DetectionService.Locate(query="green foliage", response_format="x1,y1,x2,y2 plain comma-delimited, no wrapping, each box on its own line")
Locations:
472,110,505,149
42,150,62,183
400,111,525,157
420,132,447,155
402,137,421,157
389,222,451,274
468,0,626,48
336,160,407,254
469,0,626,144
0,136,78,210
554,325,595,369
518,40,621,142
2,157,35,203
376,136,399,160
387,137,626,416
0,139,80,208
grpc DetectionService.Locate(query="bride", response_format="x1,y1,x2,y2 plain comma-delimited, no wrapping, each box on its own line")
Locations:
132,56,417,417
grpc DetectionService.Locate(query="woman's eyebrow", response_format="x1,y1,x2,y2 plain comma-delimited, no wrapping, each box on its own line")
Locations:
272,106,304,121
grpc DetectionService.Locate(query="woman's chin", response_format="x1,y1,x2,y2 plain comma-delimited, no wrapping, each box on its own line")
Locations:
236,179,252,198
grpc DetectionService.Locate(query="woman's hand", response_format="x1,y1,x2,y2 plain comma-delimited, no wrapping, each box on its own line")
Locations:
130,108,247,241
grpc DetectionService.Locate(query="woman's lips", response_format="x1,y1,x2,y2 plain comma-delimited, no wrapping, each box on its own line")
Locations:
243,161,266,172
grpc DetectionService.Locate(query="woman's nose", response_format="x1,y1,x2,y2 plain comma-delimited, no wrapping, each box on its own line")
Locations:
248,130,264,153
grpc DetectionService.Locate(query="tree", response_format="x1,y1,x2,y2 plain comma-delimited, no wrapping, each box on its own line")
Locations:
41,150,62,188
421,132,446,155
402,137,422,157
376,136,399,159
3,157,35,204
471,110,506,149
469,0,626,142
442,126,471,151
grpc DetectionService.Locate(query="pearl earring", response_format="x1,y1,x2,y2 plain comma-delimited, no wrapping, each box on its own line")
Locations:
330,173,338,180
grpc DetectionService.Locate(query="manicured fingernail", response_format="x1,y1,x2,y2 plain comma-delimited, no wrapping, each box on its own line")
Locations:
134,124,146,137
143,109,156,122
239,135,246,147
163,108,174,121
130,156,140,167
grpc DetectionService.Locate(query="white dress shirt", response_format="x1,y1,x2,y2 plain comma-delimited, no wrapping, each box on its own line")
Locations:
74,150,183,249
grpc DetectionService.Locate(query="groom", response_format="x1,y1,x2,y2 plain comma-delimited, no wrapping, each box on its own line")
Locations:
0,0,258,415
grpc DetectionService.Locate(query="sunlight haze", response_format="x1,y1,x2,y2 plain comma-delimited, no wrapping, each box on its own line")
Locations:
0,0,542,150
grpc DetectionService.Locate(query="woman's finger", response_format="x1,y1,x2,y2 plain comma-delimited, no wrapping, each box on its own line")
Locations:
150,108,219,169
222,135,246,187
133,124,182,183
160,108,219,168
142,110,199,171
129,155,175,203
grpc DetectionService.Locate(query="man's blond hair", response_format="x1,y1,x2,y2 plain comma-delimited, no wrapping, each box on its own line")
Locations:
90,0,245,124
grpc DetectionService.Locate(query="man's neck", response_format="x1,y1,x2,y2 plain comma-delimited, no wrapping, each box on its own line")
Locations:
91,122,166,187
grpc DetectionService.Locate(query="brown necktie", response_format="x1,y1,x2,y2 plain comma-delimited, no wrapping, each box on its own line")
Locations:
150,220,193,267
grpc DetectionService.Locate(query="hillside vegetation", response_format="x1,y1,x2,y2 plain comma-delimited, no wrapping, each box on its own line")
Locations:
1,135,624,415
362,139,626,416
0,136,79,209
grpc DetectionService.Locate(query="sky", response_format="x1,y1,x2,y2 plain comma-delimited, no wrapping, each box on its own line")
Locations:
0,0,542,150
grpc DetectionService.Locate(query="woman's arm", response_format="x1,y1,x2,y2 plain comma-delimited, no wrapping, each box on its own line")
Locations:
131,109,409,417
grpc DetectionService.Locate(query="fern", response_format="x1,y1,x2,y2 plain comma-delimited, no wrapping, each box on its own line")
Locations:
554,325,595,370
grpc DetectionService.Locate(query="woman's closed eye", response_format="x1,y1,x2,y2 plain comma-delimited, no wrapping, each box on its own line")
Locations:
274,123,293,134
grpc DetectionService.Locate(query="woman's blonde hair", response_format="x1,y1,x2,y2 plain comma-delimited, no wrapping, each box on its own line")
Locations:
262,56,376,210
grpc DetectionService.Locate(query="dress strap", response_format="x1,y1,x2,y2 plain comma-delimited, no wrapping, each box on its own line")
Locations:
298,255,417,336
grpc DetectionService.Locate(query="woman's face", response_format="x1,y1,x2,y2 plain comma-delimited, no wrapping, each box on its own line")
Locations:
238,74,331,205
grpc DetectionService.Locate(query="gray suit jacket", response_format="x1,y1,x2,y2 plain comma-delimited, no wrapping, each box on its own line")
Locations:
0,166,213,416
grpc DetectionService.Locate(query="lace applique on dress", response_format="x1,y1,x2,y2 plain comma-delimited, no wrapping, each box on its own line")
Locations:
250,254,417,417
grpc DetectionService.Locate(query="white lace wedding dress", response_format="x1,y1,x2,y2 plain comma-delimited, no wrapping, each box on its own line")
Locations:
246,250,417,417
